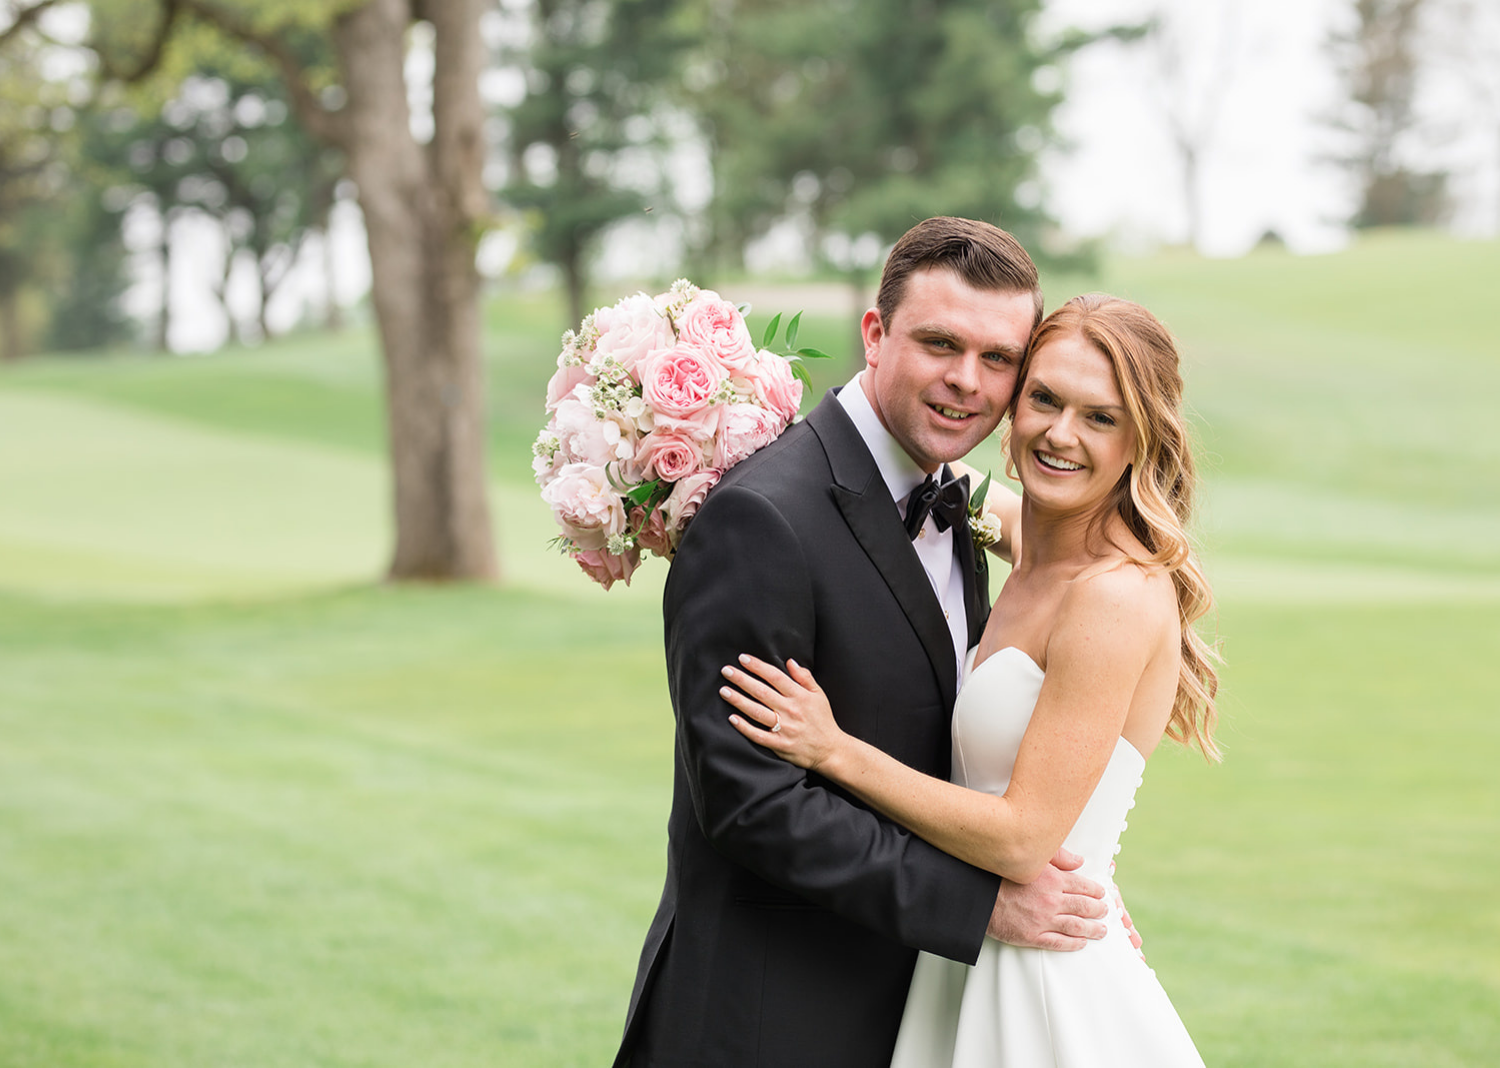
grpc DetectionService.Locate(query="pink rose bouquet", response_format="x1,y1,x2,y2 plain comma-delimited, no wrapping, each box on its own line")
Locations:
535,279,828,590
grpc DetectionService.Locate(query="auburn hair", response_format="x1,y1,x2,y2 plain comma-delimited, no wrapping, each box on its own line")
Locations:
1015,293,1221,760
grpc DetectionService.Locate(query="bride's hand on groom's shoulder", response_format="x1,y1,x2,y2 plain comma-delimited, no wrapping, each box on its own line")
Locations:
720,654,842,772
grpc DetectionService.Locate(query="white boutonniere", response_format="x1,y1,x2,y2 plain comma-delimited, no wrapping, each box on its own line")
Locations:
967,470,1002,554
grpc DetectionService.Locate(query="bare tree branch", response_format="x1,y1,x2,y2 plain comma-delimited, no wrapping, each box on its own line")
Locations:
0,0,60,49
174,0,350,147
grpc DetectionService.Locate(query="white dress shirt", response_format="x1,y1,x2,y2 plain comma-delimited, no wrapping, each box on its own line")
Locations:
837,373,970,686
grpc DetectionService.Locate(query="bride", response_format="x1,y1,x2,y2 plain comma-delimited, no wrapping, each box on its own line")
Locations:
720,292,1219,1066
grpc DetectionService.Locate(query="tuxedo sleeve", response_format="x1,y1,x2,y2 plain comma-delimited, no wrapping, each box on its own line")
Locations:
663,483,1000,964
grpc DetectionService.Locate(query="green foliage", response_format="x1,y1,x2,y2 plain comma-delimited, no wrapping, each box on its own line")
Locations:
758,308,833,388
685,0,1068,278
501,0,692,319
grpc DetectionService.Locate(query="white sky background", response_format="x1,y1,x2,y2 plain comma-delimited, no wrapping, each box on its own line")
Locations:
69,0,1495,351
1038,0,1352,255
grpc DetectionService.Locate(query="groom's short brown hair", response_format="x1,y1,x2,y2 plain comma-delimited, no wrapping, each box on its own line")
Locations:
876,217,1044,332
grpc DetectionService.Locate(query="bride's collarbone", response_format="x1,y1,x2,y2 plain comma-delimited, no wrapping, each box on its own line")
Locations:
982,553,1148,671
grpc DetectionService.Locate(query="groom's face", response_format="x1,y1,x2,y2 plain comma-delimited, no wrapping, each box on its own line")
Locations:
860,267,1032,472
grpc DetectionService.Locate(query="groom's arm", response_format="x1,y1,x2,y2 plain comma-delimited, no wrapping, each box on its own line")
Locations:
664,483,1001,965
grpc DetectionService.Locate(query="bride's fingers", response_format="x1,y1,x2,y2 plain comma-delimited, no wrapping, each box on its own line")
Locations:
736,654,803,697
727,712,792,752
719,684,776,727
721,664,787,709
785,658,821,692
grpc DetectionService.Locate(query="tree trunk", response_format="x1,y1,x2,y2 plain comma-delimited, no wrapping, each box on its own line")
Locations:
562,252,585,333
156,209,172,351
0,281,21,362
333,0,497,582
320,225,344,332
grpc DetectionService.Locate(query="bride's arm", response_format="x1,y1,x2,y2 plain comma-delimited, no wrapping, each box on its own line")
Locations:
950,460,1022,563
724,569,1164,884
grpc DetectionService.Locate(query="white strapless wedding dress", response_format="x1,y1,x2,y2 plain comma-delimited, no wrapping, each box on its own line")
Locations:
890,647,1204,1067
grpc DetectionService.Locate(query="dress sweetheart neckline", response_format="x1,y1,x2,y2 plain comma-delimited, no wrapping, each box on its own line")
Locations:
969,645,1043,678
963,646,1148,768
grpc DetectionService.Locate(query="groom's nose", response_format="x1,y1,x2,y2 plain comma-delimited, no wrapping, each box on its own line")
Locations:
944,351,982,394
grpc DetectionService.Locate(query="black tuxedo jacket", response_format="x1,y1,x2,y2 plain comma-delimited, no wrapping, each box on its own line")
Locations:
614,392,1003,1068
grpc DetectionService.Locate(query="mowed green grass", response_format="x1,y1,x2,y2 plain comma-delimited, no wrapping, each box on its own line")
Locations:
1,231,1497,1065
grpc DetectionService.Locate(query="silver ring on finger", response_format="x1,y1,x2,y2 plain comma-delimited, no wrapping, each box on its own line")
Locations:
771,712,782,733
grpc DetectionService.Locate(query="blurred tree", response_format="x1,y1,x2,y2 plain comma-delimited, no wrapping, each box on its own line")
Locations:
1327,0,1449,227
127,71,344,344
42,105,133,352
1143,0,1246,251
1423,0,1500,234
0,27,70,360
61,0,499,582
500,0,687,326
683,0,1086,327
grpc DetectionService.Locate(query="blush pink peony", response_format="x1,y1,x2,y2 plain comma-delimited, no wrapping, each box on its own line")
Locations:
713,403,782,470
540,462,628,551
591,293,676,376
745,348,804,424
545,362,594,412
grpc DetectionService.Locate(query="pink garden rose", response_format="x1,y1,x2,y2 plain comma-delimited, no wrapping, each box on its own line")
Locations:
676,297,758,373
574,547,641,590
591,293,675,376
637,428,706,483
662,468,721,538
640,341,727,418
744,349,803,425
712,402,781,470
540,462,628,551
630,505,672,559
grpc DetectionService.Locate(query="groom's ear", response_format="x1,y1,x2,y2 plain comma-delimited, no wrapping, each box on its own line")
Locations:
860,308,886,368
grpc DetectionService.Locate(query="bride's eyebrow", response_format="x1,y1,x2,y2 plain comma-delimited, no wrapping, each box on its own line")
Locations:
1027,378,1125,411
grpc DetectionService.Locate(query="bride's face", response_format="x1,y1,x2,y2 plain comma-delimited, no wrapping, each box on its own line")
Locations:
1010,330,1137,516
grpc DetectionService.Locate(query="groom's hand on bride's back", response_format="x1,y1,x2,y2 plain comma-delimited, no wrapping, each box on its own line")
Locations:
986,847,1109,951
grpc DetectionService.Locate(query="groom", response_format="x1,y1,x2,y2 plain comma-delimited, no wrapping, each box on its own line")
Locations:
614,217,1110,1067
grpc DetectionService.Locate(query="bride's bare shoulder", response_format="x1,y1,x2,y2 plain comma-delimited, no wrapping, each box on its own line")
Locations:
1059,558,1177,640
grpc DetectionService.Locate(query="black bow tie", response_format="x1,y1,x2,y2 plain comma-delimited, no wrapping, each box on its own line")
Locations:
904,472,969,540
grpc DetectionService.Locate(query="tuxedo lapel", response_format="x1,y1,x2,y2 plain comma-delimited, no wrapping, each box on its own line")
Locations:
808,396,958,711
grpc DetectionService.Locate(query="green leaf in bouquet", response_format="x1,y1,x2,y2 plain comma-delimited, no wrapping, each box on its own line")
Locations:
786,311,803,351
760,313,782,349
624,478,663,507
786,354,813,389
796,346,833,361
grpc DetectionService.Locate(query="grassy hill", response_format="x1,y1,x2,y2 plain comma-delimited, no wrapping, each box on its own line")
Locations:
1,230,1496,1065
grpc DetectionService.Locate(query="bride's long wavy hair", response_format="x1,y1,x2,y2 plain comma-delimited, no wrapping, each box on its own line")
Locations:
1007,293,1222,760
